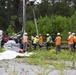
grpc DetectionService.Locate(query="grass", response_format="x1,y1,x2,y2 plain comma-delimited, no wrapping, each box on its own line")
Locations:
0,48,76,75
0,47,4,52
25,49,76,74
28,49,76,62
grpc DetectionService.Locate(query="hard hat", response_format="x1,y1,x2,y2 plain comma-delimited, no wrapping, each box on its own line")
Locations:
46,33,49,36
36,35,38,38
68,32,71,35
72,33,75,35
57,33,60,35
39,34,41,36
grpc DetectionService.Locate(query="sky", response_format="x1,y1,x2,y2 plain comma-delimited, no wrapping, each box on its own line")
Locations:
29,0,41,4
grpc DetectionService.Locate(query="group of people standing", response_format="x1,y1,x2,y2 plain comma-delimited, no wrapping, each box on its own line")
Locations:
46,31,76,53
68,32,76,52
46,32,76,53
31,32,61,54
1,31,76,53
22,33,44,52
46,32,61,54
31,34,43,50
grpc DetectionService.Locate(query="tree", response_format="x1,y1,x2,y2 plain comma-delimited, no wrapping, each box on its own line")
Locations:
0,0,8,30
7,15,17,35
54,2,72,16
35,0,51,17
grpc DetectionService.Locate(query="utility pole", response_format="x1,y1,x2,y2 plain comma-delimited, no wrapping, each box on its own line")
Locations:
30,0,39,36
23,0,26,34
33,5,39,36
22,0,38,36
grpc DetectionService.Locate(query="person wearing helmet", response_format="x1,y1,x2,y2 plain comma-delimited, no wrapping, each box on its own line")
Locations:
46,33,52,50
22,32,28,52
39,34,43,49
33,35,39,50
55,32,61,54
68,32,71,35
68,32,74,52
72,33,76,51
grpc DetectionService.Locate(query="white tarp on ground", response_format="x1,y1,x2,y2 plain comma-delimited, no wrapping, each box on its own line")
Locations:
0,50,33,60
0,39,34,60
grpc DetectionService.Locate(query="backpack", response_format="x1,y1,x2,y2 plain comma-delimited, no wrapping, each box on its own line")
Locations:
49,36,52,43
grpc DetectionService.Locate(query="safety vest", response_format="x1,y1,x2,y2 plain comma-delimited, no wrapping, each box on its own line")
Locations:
22,36,28,43
68,34,74,44
47,37,50,42
73,36,76,42
39,36,43,43
33,37,39,44
55,36,61,45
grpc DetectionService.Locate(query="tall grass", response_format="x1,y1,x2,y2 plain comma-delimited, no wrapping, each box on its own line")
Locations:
25,49,76,75
26,49,76,71
29,49,76,62
0,47,4,52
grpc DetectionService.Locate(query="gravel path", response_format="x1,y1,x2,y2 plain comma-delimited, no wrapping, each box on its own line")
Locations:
0,58,76,75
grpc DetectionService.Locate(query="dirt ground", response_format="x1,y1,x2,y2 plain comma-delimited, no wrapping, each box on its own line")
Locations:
0,58,76,75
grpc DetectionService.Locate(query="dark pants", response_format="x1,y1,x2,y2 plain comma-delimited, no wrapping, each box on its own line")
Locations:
33,44,37,50
23,42,28,52
46,42,51,50
39,43,43,49
68,44,73,52
73,42,76,51
56,45,61,53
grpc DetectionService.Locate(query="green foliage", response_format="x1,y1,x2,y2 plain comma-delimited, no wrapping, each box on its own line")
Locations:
7,15,17,36
38,16,52,35
70,11,76,32
26,49,76,65
25,12,76,41
0,0,8,30
26,20,37,37
36,0,51,17
24,49,76,74
0,47,4,52
0,0,76,41
54,2,72,16
0,0,76,32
